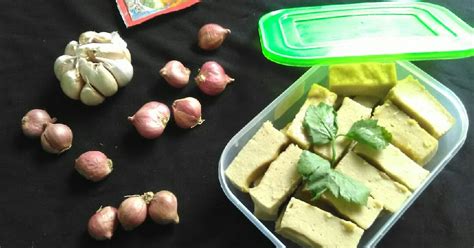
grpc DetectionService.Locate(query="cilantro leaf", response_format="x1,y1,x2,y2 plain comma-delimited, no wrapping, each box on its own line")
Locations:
303,103,338,145
346,119,392,150
297,150,370,205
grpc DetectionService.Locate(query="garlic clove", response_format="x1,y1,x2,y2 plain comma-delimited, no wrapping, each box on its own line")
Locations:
79,31,113,45
60,70,84,100
80,83,105,106
110,31,128,48
64,41,78,56
54,55,76,80
77,43,131,62
78,58,118,97
95,57,133,87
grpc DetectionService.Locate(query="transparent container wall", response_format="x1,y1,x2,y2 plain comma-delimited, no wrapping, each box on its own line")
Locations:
219,61,468,248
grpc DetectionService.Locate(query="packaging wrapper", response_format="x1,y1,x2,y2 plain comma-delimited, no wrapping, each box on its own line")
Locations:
116,0,199,27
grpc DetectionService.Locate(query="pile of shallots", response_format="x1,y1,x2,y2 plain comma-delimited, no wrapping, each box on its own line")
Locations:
88,190,179,240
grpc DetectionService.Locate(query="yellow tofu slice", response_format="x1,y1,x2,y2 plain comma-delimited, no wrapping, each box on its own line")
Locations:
286,84,337,149
225,121,289,192
249,144,303,221
387,75,455,139
329,63,397,97
335,151,411,212
276,198,364,248
354,143,429,191
353,95,380,109
373,101,438,166
313,97,372,162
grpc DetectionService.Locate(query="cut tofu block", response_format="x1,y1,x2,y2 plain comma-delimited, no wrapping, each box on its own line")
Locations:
329,63,397,97
313,97,372,161
335,151,411,212
373,101,438,166
225,121,289,192
387,75,455,139
354,143,429,191
276,198,364,248
249,144,303,221
286,84,337,149
321,194,383,230
353,95,380,109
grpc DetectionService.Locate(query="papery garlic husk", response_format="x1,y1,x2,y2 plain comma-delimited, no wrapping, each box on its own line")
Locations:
54,31,133,106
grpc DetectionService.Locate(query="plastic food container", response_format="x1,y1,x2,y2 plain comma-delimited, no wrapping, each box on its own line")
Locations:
219,2,472,247
218,61,468,247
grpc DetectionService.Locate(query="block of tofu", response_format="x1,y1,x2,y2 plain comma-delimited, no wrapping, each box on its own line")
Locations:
354,143,429,191
225,121,289,192
321,194,383,230
295,186,383,230
329,63,397,97
313,97,372,161
286,84,337,149
387,75,455,138
353,95,380,109
276,198,364,248
335,151,411,212
249,144,303,221
373,101,438,166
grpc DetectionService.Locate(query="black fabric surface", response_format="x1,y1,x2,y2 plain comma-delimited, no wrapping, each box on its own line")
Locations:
0,1,473,247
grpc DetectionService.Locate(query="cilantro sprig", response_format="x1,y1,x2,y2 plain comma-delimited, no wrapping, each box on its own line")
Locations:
298,151,370,205
303,102,391,165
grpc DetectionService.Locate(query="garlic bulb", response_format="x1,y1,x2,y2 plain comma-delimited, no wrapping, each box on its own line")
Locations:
54,31,133,106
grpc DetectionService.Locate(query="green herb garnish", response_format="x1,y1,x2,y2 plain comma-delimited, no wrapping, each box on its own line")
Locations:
298,150,370,205
346,119,392,150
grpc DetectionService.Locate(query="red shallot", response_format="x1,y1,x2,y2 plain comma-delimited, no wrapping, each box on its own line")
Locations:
159,60,191,88
172,97,204,129
128,101,170,139
198,23,231,51
195,61,234,96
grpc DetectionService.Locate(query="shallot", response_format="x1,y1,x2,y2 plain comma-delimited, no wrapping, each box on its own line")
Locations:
75,151,113,182
128,101,170,139
195,61,234,96
198,23,231,51
21,109,56,138
88,206,118,240
40,123,73,154
160,60,190,88
148,190,180,224
172,97,204,129
117,194,150,231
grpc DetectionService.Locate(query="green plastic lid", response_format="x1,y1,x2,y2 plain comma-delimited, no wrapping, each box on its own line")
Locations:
258,2,474,66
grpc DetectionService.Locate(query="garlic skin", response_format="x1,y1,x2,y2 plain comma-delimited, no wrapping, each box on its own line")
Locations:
148,190,180,224
159,60,190,88
118,196,148,231
198,24,231,51
88,206,118,240
54,31,133,106
75,151,113,182
41,123,73,154
128,101,170,139
172,97,204,129
21,109,57,138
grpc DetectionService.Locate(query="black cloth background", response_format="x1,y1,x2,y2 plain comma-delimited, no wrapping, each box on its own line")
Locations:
0,1,472,247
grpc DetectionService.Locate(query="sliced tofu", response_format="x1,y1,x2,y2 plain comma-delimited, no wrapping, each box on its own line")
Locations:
373,101,438,166
335,151,411,212
249,144,303,221
353,95,380,109
286,84,337,149
354,143,429,191
276,197,364,248
329,63,397,97
387,75,455,139
313,97,372,161
225,121,289,192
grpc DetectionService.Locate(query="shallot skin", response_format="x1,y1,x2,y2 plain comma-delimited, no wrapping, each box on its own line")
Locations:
160,60,190,88
198,23,231,51
128,101,170,139
148,190,180,224
75,151,113,182
88,206,118,240
40,123,73,154
172,97,204,129
195,61,234,96
117,196,148,231
21,109,56,138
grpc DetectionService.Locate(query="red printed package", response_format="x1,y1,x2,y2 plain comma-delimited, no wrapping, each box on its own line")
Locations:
116,0,200,27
